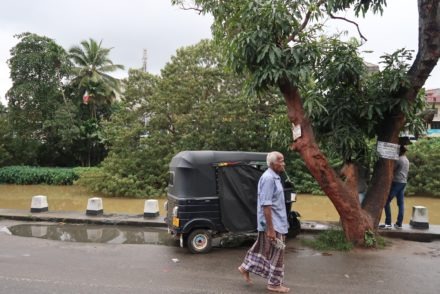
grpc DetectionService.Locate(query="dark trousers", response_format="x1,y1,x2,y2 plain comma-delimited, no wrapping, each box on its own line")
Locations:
384,181,406,226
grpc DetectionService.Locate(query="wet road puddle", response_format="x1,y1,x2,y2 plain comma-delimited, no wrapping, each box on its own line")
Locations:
7,224,258,248
8,223,178,246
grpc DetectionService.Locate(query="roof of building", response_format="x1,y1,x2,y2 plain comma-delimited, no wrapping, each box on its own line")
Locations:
364,61,380,73
426,88,440,103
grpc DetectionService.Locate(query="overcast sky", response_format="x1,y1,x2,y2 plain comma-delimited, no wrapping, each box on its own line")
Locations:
0,0,438,105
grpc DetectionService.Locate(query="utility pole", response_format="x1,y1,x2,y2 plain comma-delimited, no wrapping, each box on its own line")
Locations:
142,49,148,72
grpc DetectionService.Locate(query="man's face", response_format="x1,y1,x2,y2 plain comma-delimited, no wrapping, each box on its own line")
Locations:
271,154,285,174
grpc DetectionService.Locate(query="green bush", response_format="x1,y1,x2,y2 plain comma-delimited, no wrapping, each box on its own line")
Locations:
0,166,80,185
74,164,167,199
407,138,440,197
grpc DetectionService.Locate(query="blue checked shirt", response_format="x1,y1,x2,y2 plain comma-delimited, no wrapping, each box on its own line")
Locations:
257,168,289,234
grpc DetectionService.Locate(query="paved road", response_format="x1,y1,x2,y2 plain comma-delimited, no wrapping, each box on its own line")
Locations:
1,220,439,294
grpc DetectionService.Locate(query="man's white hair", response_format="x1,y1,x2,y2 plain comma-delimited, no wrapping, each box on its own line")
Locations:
266,151,282,167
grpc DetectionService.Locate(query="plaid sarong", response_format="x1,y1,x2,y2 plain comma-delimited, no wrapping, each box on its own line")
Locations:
240,231,285,286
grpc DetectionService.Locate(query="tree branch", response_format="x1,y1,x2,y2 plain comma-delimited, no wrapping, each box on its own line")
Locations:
287,0,326,43
179,4,203,14
407,0,440,94
328,13,368,42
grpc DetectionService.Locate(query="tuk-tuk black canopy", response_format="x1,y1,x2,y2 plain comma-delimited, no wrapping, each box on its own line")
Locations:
168,151,269,232
168,151,267,199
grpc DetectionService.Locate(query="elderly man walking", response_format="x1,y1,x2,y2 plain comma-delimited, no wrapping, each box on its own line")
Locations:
238,151,290,293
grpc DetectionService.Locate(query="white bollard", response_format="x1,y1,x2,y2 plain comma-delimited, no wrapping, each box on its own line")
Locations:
144,200,159,217
31,225,47,238
30,195,48,213
87,228,103,242
409,206,429,229
143,231,160,244
86,197,104,216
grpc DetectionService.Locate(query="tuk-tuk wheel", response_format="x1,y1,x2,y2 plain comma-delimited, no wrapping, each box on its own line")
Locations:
187,229,212,254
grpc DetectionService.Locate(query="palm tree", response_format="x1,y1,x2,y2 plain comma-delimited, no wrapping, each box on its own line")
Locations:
69,39,124,118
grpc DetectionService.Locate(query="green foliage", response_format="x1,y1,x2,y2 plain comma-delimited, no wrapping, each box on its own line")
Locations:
77,38,433,198
302,229,354,251
187,1,424,150
311,46,425,163
364,229,389,248
0,104,13,167
72,167,99,176
75,143,171,198
7,32,70,133
364,229,376,247
178,1,424,169
304,37,371,162
4,33,123,167
80,69,166,197
375,234,390,249
326,0,387,17
286,143,344,195
406,138,440,197
78,40,284,197
176,0,386,90
0,166,79,185
5,32,73,166
200,1,323,90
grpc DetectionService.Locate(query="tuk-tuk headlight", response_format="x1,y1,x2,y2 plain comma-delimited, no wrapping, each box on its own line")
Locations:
172,206,178,217
291,192,297,202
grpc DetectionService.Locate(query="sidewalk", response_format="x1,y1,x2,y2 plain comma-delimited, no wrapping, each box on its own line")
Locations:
1,208,439,241
0,208,165,227
301,220,440,241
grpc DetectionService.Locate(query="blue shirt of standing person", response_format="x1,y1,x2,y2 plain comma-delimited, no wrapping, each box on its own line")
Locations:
257,168,289,234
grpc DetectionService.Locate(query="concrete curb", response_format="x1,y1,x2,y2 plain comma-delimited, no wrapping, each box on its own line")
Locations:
0,209,166,227
300,220,440,241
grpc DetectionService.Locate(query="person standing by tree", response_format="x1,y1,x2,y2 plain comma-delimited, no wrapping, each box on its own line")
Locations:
380,145,410,229
238,151,290,293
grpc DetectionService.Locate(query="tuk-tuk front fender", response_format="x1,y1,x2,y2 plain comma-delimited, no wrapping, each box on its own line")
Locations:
182,218,217,234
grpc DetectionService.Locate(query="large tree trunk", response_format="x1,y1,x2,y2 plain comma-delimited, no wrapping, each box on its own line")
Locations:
365,0,440,227
278,81,372,245
363,112,404,227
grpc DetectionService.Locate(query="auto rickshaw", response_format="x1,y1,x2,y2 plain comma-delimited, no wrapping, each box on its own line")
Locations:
165,151,301,253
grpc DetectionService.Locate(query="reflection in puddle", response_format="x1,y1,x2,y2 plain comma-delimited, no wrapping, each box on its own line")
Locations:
8,224,278,249
8,224,177,246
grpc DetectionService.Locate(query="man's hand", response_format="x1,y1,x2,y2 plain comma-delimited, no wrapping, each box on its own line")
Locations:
263,205,275,241
266,227,276,241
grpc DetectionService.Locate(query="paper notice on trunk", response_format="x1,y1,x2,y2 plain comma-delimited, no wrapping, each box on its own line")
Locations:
377,141,399,160
292,123,301,141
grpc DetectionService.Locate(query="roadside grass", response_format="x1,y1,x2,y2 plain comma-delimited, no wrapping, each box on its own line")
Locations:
375,234,392,249
302,229,391,251
302,229,354,251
